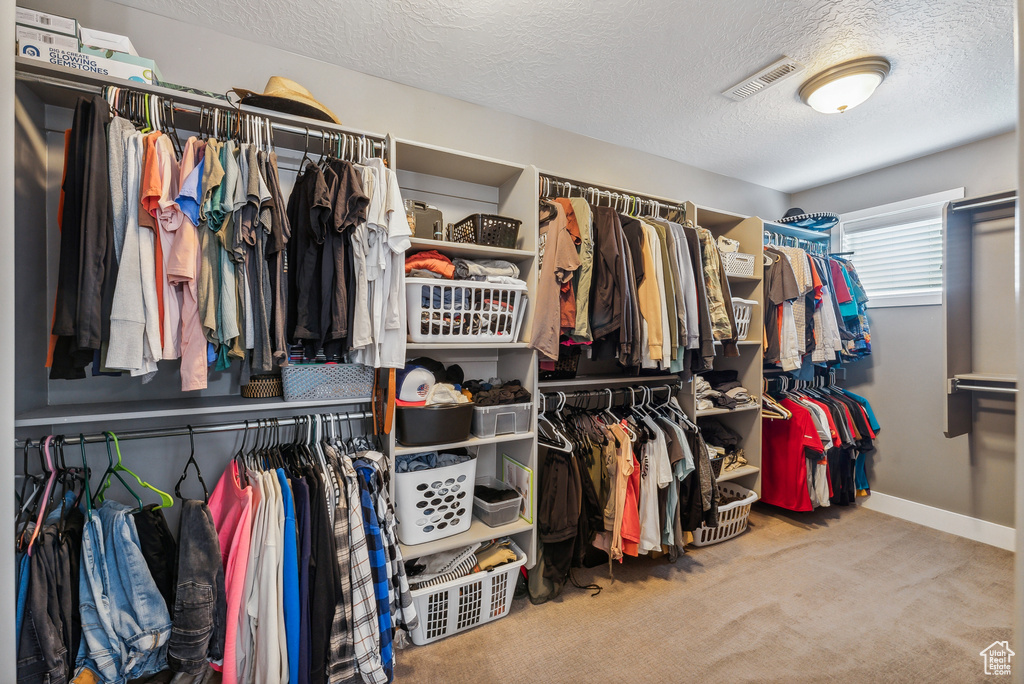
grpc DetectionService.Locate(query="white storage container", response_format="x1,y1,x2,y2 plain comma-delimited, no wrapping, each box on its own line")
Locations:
409,540,527,645
731,298,757,341
691,482,759,547
395,455,477,546
406,277,528,344
473,477,523,527
471,402,532,438
723,251,756,278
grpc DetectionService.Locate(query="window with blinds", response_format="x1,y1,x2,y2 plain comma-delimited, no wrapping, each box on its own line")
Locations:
838,188,964,307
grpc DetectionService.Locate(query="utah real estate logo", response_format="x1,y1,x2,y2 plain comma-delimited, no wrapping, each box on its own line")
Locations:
980,641,1014,676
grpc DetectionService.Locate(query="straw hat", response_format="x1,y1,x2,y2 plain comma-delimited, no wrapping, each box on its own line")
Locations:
230,76,341,124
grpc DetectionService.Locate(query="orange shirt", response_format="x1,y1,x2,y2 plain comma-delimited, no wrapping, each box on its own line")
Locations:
139,132,165,341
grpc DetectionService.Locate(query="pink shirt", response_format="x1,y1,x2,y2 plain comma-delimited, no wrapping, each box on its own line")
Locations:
209,461,253,683
170,138,207,391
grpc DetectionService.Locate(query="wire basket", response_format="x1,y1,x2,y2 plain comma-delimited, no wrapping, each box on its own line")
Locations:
723,252,756,278
406,278,528,344
691,482,759,547
449,214,522,249
408,540,527,645
281,363,374,402
731,298,756,341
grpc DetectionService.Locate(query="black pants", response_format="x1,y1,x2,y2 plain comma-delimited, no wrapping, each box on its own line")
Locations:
168,500,226,674
17,526,70,684
134,504,178,615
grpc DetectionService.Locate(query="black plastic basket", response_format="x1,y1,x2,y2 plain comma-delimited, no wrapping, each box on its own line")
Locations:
539,346,581,381
450,214,522,249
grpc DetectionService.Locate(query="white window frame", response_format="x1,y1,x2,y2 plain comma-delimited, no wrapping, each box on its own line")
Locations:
835,187,965,308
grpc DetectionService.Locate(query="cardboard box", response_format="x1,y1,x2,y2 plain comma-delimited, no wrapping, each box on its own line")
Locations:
16,25,80,55
15,7,77,38
78,46,162,82
21,45,157,84
79,26,138,56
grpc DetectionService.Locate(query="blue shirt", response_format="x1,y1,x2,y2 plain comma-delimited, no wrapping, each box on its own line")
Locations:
840,389,881,431
277,469,300,679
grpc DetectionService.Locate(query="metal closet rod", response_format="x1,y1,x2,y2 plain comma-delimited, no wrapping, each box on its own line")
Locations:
14,410,373,448
16,70,388,150
539,174,687,216
542,383,680,404
950,192,1017,213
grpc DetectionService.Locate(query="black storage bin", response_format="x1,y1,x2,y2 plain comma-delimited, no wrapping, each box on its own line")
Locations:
396,402,475,446
449,214,522,248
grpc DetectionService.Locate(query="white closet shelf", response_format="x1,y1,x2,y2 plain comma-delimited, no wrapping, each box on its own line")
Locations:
394,432,535,456
15,395,371,428
407,238,535,262
714,340,762,347
538,374,679,389
696,404,760,418
406,342,531,351
399,517,533,559
716,464,760,483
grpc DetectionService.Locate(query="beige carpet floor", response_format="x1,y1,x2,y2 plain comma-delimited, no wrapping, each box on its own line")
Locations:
394,504,1014,683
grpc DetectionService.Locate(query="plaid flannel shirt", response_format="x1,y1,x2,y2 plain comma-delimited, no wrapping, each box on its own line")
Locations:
338,456,388,684
325,449,356,684
355,461,394,683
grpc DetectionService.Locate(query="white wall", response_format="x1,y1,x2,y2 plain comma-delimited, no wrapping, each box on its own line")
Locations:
794,131,1018,527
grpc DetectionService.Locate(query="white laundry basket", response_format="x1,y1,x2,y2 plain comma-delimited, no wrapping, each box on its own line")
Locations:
731,298,757,341
395,455,477,546
691,482,759,547
409,540,527,645
406,277,528,344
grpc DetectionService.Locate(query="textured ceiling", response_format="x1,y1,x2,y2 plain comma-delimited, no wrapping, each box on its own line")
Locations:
111,0,1014,193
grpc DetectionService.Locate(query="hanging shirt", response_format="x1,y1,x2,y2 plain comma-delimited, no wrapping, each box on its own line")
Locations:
530,201,581,360
208,462,254,684
761,399,825,512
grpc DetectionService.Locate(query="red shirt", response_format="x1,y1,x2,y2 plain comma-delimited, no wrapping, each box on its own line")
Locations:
762,399,825,512
621,450,641,557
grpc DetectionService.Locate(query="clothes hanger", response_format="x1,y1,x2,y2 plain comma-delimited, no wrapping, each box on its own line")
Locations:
537,394,573,452
100,432,154,512
25,435,57,555
176,426,210,503
111,432,173,509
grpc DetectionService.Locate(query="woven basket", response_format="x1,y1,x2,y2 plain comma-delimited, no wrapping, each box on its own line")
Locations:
241,374,283,399
281,363,374,402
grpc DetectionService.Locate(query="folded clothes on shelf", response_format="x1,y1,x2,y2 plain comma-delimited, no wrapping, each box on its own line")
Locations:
463,378,532,405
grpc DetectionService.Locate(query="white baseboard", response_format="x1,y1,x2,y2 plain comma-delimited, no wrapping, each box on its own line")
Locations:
860,491,1016,551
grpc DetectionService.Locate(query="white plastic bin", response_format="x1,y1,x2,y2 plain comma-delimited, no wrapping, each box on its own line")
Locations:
406,277,528,344
731,298,757,341
473,477,523,527
395,455,477,546
409,540,527,645
691,482,759,547
723,251,756,278
471,402,532,438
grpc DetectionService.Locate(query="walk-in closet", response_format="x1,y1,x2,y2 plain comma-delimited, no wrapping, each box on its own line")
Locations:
2,1,1020,682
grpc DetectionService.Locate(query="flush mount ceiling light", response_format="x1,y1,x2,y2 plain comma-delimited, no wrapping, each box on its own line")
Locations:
799,57,891,114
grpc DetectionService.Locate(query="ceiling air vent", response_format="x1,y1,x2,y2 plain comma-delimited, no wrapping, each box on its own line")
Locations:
722,57,805,102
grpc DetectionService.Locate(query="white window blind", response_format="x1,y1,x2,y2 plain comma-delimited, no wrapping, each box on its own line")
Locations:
838,188,964,307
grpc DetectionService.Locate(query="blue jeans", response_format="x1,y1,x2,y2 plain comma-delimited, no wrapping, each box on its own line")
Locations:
76,501,171,683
